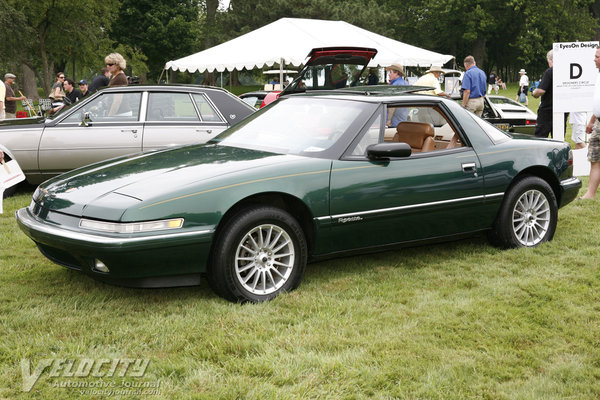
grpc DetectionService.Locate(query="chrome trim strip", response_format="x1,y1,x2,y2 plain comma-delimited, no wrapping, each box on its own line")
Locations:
560,177,581,186
315,192,505,221
16,208,212,246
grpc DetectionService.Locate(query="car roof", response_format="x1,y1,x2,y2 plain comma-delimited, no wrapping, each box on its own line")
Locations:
97,84,233,94
286,86,445,104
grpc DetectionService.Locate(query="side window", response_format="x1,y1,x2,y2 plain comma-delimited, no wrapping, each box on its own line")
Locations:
147,92,200,122
405,106,462,151
63,92,141,123
383,105,463,153
192,94,222,122
350,113,382,156
386,106,408,128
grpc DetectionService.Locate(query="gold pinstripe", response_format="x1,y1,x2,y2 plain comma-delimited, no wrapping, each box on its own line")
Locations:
139,164,380,210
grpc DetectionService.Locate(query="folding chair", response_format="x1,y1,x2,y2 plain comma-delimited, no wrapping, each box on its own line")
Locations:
20,99,36,117
38,98,53,115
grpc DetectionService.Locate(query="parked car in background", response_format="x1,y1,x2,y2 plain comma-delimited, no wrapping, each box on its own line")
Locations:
0,85,255,185
17,90,580,302
484,95,537,134
239,90,268,108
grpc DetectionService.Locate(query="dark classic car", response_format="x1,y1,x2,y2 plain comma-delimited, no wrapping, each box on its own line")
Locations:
0,84,255,185
16,90,581,302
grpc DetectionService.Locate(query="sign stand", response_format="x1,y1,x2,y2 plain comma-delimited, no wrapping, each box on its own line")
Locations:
553,41,599,176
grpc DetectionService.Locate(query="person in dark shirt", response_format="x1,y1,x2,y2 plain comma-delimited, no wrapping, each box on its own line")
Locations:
88,67,110,93
532,50,553,138
63,78,83,105
78,80,90,98
49,78,81,114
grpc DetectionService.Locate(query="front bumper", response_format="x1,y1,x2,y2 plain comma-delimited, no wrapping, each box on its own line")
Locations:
16,207,215,286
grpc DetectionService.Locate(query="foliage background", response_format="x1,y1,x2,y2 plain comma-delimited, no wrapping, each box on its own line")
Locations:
1,0,599,97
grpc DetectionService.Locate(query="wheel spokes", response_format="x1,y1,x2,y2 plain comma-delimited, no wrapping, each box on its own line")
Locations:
235,224,295,295
512,189,550,246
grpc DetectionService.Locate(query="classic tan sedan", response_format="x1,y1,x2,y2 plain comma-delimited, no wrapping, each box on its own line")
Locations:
0,85,255,185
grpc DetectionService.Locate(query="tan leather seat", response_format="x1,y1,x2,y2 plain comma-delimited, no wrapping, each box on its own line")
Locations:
392,121,435,153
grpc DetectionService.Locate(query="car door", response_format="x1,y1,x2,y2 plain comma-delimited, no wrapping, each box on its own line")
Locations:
142,91,227,151
327,105,487,252
38,91,143,177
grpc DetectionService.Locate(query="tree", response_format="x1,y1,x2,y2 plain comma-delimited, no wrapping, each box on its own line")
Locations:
111,0,202,81
0,0,118,97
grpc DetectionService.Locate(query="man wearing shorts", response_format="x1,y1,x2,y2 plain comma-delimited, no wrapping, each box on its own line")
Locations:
570,112,588,149
581,47,600,199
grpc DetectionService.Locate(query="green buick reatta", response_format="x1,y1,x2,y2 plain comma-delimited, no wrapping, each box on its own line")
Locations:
16,91,581,302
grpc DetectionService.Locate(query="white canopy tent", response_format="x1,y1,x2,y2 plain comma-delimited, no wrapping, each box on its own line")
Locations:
165,18,454,79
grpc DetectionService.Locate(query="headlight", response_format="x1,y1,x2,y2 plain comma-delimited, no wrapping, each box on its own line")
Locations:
79,218,184,234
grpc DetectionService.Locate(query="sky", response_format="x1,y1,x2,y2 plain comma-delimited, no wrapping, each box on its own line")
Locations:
219,0,230,11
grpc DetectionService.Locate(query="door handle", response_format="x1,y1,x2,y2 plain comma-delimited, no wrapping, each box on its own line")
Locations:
196,129,213,134
462,162,477,176
120,129,138,138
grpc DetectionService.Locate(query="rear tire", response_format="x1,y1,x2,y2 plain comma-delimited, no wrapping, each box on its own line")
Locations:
489,176,557,248
208,206,307,302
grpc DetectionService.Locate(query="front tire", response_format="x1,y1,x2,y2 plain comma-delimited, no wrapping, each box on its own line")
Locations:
208,206,307,302
490,176,558,248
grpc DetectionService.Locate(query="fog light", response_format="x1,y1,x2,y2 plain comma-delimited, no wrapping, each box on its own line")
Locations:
94,259,110,273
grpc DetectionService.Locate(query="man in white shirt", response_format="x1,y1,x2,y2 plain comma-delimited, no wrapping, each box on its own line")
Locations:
581,47,600,199
516,68,529,106
415,66,450,97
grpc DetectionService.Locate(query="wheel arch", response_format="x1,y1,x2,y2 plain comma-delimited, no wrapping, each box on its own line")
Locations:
511,166,561,205
211,191,316,256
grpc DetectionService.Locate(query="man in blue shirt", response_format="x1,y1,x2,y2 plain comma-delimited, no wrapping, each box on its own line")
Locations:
461,55,487,116
385,63,408,127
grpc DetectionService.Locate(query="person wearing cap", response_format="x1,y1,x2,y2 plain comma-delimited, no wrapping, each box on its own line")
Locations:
461,55,487,117
415,66,450,97
3,73,26,119
516,68,529,105
385,63,408,127
78,80,90,98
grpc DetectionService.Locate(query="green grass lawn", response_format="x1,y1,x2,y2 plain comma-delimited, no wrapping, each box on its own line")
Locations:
1,175,599,399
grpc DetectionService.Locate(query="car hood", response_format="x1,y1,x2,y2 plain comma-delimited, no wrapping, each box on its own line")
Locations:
35,144,320,219
495,104,537,118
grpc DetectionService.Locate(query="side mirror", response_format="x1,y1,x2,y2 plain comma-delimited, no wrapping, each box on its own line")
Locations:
80,112,92,127
366,142,412,160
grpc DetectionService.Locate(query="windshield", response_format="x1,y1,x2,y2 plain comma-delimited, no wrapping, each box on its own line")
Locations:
211,97,377,158
284,51,374,94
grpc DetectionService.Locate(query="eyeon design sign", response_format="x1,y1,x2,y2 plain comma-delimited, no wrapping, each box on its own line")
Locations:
553,41,599,112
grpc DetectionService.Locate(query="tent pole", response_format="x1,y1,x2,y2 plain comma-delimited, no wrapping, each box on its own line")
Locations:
280,58,284,88
158,68,166,84
220,72,223,88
